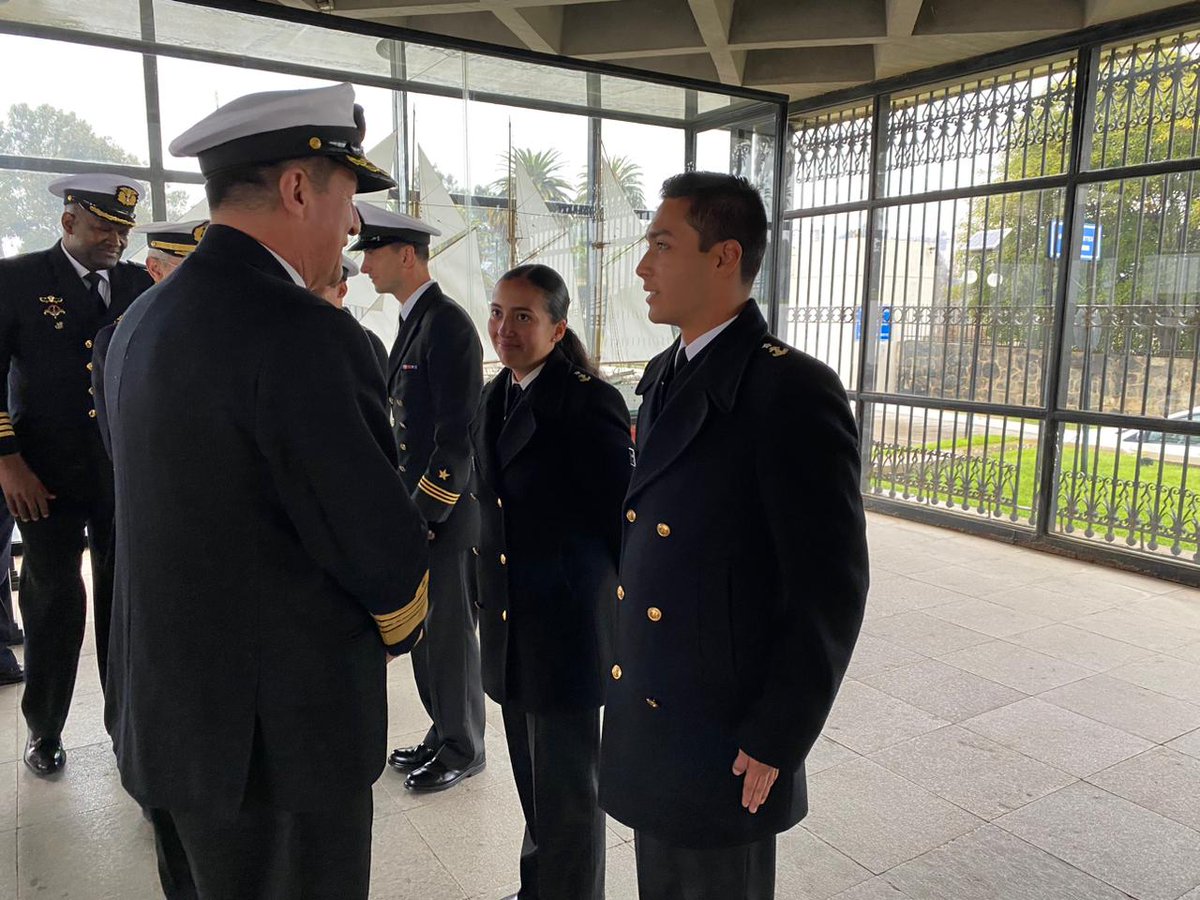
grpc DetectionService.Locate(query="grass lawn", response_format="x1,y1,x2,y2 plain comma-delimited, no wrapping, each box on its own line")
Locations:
870,434,1198,557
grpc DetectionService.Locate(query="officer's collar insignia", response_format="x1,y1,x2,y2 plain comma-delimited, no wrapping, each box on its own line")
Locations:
575,372,592,382
762,342,788,358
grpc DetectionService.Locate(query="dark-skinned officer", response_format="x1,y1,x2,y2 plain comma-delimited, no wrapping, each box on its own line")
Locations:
599,172,868,900
0,174,152,777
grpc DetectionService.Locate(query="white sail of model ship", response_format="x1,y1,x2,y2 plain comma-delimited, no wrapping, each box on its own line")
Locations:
416,147,498,363
510,157,588,337
594,148,673,364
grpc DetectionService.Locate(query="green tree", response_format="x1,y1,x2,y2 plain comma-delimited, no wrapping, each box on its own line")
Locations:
574,154,646,209
0,103,190,254
491,147,572,203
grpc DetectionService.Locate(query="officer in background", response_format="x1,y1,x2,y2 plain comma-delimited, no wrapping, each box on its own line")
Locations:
105,83,429,897
315,254,389,377
0,175,153,777
92,219,208,457
355,203,487,793
599,173,868,899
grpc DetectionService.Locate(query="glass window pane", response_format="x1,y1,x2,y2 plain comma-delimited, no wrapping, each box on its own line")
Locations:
1055,419,1199,561
599,75,686,120
0,34,149,165
465,54,587,107
0,0,142,40
869,189,1064,407
1092,28,1200,170
791,103,874,209
601,120,684,212
1064,173,1200,418
886,57,1076,196
782,210,866,391
153,0,391,77
866,401,1042,528
404,45,465,91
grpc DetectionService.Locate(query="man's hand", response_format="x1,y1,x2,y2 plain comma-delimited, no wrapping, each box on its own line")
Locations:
732,749,779,815
0,454,55,522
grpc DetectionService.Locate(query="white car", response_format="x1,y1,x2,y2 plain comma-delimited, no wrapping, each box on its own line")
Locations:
1121,407,1200,465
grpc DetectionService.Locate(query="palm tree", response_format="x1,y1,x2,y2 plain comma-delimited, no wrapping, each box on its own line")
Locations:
490,148,573,204
574,154,646,209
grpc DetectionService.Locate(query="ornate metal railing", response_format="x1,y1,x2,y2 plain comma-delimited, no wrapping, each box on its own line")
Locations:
1057,469,1200,560
868,442,1023,520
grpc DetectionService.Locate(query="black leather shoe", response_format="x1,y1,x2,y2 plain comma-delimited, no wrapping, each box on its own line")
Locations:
388,743,437,772
23,736,65,777
404,757,485,793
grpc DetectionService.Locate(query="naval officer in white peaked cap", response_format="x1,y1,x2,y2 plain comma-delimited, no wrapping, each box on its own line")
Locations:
104,82,430,900
354,201,489,799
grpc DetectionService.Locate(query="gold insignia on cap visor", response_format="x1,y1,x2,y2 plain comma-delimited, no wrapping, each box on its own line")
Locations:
116,186,140,206
192,223,208,242
344,155,387,175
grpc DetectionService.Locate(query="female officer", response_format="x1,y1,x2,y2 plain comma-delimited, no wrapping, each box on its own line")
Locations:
473,264,632,900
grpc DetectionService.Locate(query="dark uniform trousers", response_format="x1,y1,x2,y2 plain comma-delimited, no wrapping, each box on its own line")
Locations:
387,283,485,770
503,705,604,900
17,443,114,738
149,729,373,900
410,543,484,768
634,832,775,900
0,243,152,739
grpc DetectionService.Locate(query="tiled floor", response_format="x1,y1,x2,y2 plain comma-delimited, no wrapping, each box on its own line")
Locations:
2,513,1199,899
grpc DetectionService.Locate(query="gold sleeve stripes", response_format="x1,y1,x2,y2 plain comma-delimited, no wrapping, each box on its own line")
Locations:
418,475,460,506
0,413,14,440
374,570,429,648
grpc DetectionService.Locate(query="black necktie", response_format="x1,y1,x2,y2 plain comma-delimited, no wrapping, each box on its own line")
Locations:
84,272,106,317
662,345,689,394
505,378,524,419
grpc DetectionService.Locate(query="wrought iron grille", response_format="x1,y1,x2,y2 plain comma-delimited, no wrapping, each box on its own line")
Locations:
1093,28,1200,169
790,103,873,209
885,58,1076,196
788,21,1200,577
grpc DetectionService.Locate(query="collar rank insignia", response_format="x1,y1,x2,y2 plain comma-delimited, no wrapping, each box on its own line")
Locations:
575,372,592,383
762,342,788,358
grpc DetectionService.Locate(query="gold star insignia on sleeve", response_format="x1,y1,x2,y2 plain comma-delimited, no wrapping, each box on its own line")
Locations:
438,469,450,481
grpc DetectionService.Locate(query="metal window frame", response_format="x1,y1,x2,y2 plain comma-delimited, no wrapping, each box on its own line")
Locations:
785,8,1200,586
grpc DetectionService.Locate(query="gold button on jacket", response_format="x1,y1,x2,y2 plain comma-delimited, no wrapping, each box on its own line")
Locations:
616,585,625,600
611,664,622,680
656,523,671,537
647,607,662,622
626,509,637,523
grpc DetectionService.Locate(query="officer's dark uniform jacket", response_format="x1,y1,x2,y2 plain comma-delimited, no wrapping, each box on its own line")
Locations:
598,301,868,849
0,242,151,495
387,282,482,548
473,347,632,712
104,225,429,816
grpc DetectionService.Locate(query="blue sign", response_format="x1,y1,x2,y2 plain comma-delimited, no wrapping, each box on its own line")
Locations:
1048,219,1102,261
853,306,891,342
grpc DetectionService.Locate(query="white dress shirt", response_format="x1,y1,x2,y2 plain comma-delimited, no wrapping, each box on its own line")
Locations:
260,244,305,288
679,314,738,362
61,244,111,306
399,280,435,321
